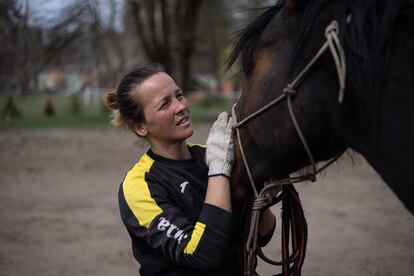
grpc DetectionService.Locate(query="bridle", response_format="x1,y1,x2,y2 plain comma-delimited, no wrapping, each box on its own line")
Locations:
231,19,348,275
233,19,347,276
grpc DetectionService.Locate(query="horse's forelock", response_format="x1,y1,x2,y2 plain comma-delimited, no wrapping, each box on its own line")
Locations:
226,3,284,76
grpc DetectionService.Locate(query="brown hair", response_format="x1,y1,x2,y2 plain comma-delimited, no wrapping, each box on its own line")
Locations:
103,64,164,128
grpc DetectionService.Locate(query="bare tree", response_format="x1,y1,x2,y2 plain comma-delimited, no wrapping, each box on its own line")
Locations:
82,0,127,87
0,0,270,96
103,0,127,85
0,0,132,95
126,0,205,93
0,0,39,94
0,0,90,94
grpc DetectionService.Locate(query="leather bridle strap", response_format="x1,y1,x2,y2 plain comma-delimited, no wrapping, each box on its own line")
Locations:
231,20,347,275
234,20,346,131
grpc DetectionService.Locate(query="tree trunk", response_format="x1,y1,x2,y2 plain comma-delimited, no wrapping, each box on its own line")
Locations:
174,0,204,93
127,0,204,94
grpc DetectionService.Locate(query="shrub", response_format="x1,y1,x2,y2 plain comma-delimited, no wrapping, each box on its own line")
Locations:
44,97,55,117
3,96,21,118
69,94,82,115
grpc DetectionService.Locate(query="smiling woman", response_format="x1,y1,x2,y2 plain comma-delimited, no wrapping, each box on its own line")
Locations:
130,71,194,157
103,65,277,275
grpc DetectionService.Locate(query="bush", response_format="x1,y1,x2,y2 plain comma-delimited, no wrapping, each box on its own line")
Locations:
69,94,82,115
3,96,21,118
44,97,55,117
101,98,111,115
199,96,223,108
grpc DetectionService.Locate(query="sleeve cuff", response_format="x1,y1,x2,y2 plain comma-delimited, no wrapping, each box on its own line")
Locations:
199,203,236,234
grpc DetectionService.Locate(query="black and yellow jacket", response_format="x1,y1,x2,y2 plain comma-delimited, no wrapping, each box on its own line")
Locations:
118,144,241,276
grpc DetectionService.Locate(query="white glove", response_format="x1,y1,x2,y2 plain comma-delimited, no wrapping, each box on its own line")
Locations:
206,112,235,178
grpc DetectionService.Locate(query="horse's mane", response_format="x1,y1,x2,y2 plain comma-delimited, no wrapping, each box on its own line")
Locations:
227,0,413,95
226,2,284,76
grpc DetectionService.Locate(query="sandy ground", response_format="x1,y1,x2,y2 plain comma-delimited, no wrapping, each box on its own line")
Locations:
0,126,413,276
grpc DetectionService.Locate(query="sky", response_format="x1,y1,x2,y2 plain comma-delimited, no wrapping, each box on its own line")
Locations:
24,0,124,30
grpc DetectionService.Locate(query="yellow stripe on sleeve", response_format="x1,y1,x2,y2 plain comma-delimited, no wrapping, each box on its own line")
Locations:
184,222,206,254
123,154,163,228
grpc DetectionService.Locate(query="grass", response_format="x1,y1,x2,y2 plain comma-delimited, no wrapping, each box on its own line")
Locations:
0,94,234,129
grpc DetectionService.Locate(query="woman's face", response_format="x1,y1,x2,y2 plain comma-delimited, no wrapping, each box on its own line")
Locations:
135,72,193,144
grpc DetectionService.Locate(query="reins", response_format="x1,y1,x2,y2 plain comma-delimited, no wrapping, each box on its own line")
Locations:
231,20,348,276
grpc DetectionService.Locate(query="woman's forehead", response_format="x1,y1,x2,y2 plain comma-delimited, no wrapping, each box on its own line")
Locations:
137,73,179,104
141,73,178,94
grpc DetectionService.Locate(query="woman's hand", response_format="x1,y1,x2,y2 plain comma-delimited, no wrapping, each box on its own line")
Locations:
205,112,235,178
204,112,235,212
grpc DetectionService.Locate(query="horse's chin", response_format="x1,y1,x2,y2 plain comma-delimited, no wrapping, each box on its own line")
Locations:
230,175,278,201
230,144,272,200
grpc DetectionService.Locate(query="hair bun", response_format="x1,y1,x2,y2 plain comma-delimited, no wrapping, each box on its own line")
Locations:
103,90,119,110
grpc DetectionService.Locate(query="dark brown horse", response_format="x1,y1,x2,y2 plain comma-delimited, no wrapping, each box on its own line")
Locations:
228,0,414,216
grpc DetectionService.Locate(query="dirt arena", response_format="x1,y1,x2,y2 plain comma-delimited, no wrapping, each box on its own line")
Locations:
1,125,413,276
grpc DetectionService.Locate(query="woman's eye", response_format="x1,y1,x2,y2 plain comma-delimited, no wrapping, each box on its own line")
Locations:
160,102,169,110
177,93,184,99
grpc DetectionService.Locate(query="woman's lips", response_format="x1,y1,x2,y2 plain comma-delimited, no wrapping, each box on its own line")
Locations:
176,116,189,126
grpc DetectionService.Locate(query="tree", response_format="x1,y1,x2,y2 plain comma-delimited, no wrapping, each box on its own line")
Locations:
0,0,40,94
0,0,88,94
126,0,205,94
0,0,130,95
195,1,237,80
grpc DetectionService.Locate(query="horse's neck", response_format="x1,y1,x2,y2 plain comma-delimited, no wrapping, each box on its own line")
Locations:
342,21,414,214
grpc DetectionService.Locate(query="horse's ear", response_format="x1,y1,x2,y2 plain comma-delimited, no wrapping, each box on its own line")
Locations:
286,0,297,8
286,0,306,9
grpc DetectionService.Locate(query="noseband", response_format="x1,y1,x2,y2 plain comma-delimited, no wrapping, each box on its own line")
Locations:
231,20,348,275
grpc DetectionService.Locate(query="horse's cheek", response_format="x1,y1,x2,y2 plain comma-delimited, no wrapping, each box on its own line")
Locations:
231,185,246,201
230,153,247,200
231,182,247,200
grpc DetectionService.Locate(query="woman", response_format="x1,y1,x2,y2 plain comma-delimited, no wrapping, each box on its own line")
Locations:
104,65,275,275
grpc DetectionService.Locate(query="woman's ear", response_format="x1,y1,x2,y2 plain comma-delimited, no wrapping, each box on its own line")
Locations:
130,123,148,137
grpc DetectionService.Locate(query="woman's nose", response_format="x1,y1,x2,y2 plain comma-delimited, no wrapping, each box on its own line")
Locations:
174,98,188,113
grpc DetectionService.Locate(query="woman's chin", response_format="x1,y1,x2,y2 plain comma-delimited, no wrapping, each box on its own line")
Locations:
183,128,194,139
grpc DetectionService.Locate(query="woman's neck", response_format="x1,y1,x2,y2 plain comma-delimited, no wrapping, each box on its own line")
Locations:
149,141,191,160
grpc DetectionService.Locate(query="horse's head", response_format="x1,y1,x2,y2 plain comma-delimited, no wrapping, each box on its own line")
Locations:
229,0,350,198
